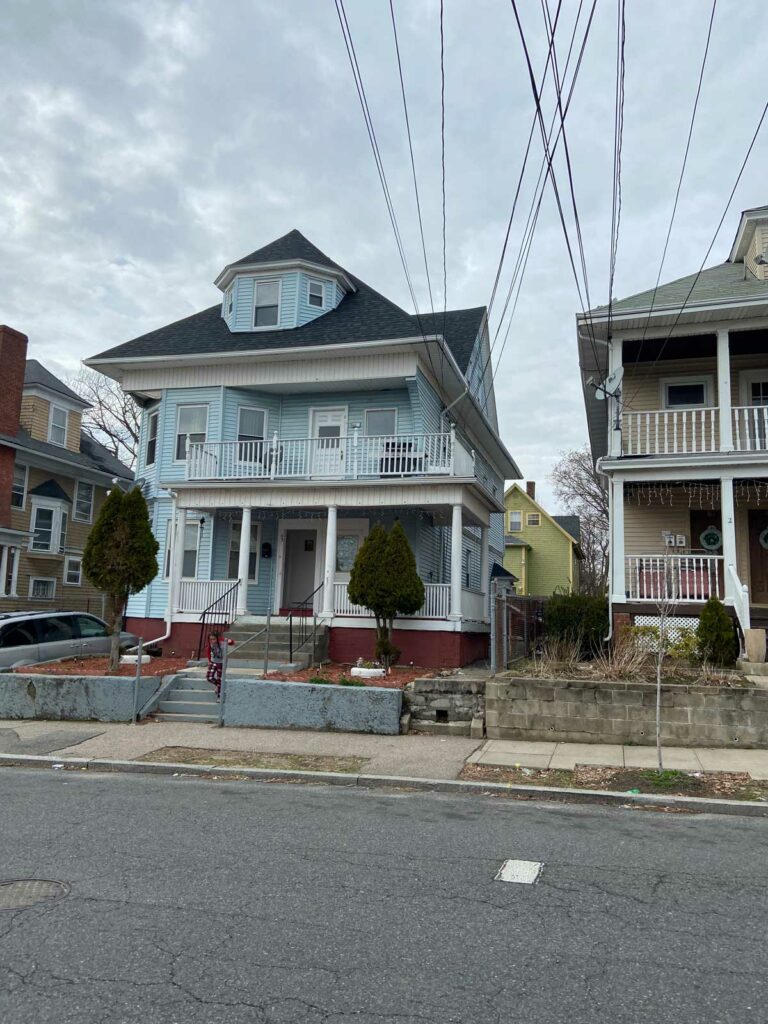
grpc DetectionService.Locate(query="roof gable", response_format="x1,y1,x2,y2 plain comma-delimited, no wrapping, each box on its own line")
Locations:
28,478,72,502
24,360,87,406
504,482,580,548
231,229,343,272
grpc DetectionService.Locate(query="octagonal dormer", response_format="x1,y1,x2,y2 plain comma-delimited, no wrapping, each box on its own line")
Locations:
215,229,356,333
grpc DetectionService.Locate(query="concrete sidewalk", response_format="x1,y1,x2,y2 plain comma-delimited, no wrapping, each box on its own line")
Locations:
469,739,768,778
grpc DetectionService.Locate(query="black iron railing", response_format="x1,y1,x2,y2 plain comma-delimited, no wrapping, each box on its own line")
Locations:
197,579,241,659
288,581,324,663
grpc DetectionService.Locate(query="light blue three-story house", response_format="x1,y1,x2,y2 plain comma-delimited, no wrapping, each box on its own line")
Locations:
87,231,519,666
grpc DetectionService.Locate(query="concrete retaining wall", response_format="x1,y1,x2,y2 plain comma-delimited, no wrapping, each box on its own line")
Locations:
486,677,768,748
223,678,402,735
403,676,486,736
0,674,159,722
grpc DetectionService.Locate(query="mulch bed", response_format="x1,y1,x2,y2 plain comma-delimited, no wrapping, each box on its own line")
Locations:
265,664,426,689
14,656,190,678
461,763,768,801
136,746,368,774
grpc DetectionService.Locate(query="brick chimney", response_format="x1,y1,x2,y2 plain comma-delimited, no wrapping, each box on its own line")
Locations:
0,325,28,528
526,481,536,500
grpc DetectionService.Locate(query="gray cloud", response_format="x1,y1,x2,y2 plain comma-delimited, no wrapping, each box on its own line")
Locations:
1,0,765,509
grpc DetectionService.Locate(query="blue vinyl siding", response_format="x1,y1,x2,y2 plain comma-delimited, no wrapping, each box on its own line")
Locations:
157,387,221,482
296,272,341,326
231,272,299,331
278,389,414,440
222,388,282,442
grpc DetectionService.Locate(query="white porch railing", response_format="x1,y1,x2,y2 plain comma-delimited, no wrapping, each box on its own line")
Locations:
622,409,719,456
624,555,723,602
333,581,451,618
732,406,768,452
186,431,473,482
178,578,239,613
728,564,751,637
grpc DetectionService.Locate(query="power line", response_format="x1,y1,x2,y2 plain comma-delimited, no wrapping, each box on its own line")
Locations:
439,0,448,347
622,0,717,398
623,96,768,403
606,0,626,341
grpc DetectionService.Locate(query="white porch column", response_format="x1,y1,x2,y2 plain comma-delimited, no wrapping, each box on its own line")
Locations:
9,547,20,597
611,477,625,602
450,503,463,619
721,475,737,603
0,546,7,598
480,526,490,621
322,505,337,617
236,506,252,616
171,508,186,614
717,329,733,452
608,336,623,457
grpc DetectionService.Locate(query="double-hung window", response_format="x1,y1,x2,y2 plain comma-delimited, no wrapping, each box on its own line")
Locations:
182,521,200,578
64,556,82,586
508,510,522,532
237,407,266,463
526,513,541,527
30,502,68,554
175,405,208,461
254,280,280,328
365,409,397,437
74,481,94,522
145,411,159,467
227,522,260,582
308,280,324,309
11,464,26,509
49,405,68,447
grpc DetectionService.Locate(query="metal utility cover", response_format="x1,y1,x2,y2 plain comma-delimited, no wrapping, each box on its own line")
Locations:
0,879,70,911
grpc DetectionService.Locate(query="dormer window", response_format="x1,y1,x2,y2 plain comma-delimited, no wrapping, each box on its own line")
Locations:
225,288,234,316
254,280,280,328
308,280,324,309
49,405,68,447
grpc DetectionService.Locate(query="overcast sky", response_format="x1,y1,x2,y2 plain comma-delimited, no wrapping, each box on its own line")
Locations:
1,0,766,508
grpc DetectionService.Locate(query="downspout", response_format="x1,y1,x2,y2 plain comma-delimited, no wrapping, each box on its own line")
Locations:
141,490,178,648
602,459,613,643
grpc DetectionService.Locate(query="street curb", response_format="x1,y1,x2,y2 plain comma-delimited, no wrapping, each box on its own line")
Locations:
1,752,767,816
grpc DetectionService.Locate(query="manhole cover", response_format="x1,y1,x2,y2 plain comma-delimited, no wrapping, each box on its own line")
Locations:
0,879,70,910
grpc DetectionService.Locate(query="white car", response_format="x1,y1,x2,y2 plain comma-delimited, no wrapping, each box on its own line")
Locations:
0,611,139,669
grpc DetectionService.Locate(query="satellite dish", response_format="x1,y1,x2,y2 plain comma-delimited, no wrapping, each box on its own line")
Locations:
594,365,623,401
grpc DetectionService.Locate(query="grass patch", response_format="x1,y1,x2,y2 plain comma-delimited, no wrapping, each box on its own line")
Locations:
136,746,369,774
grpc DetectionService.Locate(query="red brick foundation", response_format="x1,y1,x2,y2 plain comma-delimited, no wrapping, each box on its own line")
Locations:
126,617,489,669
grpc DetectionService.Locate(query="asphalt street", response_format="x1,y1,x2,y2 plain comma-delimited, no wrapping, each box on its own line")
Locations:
1,769,766,1023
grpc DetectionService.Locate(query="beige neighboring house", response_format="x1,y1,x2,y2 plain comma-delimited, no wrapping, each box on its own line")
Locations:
0,327,133,612
578,204,768,644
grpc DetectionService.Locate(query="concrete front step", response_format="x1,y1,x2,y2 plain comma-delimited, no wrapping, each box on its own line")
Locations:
169,677,218,692
158,698,219,715
738,661,768,676
152,711,219,723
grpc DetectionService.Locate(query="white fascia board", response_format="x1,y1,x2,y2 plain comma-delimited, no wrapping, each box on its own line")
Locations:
600,451,768,480
579,292,768,330
729,209,768,262
214,259,356,293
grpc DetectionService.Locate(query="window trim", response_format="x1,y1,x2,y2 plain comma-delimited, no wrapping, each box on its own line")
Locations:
252,277,282,330
181,520,201,580
364,408,398,437
73,481,94,523
145,410,159,467
163,518,173,580
236,405,268,442
224,285,234,317
526,512,541,528
175,404,208,462
508,510,522,532
29,576,57,601
307,279,325,309
739,369,768,406
48,404,69,447
11,463,28,511
64,555,83,586
227,520,261,584
660,375,713,410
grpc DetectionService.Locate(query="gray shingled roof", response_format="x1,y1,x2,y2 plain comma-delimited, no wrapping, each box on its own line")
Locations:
553,515,581,543
24,360,87,405
597,262,768,316
0,427,133,481
90,233,484,373
231,229,343,271
28,479,72,502
504,535,531,548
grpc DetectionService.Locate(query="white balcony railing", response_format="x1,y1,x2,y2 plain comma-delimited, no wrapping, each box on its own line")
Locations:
625,555,723,602
333,581,451,618
732,406,768,452
178,578,239,613
622,409,719,456
186,432,474,483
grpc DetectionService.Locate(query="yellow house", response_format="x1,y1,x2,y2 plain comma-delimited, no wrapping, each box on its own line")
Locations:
503,482,582,596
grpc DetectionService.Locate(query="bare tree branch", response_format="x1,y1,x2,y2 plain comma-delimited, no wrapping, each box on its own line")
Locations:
68,368,140,470
549,446,609,598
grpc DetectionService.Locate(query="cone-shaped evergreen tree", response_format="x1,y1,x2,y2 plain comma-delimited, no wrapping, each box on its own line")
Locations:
697,596,739,667
83,486,159,669
347,522,424,668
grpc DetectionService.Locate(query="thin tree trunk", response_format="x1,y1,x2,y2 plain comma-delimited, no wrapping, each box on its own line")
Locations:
656,650,663,771
109,596,124,673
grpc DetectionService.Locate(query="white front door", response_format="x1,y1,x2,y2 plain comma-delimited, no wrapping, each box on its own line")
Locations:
310,408,347,477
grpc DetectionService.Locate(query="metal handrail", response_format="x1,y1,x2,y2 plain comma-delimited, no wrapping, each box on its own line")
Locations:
196,579,241,659
288,581,324,663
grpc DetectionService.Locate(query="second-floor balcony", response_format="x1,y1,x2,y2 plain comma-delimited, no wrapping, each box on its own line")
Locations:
185,430,476,483
621,406,768,457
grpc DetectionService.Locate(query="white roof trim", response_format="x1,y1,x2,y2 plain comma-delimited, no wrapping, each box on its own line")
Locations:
214,258,356,294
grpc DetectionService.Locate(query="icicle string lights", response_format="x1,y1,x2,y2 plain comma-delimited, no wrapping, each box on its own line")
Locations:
624,480,768,507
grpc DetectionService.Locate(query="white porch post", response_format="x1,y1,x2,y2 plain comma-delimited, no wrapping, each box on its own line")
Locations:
171,508,186,614
322,505,337,617
480,526,490,621
611,477,625,602
721,475,737,603
608,336,623,457
0,546,7,597
717,329,733,452
9,547,19,597
236,506,252,616
450,503,463,619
